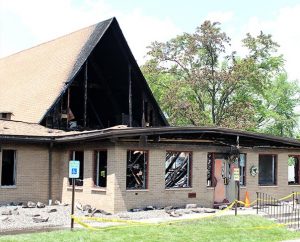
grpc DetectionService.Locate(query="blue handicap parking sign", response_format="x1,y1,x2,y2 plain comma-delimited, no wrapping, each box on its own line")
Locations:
69,160,80,178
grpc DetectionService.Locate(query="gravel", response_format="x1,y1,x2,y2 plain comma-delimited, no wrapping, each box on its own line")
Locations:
0,203,255,234
0,204,75,233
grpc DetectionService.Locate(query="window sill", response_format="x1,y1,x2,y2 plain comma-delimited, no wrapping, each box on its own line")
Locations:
0,185,17,189
259,185,278,188
91,187,106,192
67,186,83,191
206,187,215,190
126,189,149,192
165,188,192,191
288,184,300,187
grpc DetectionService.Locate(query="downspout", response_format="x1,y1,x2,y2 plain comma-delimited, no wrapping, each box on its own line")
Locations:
48,141,53,205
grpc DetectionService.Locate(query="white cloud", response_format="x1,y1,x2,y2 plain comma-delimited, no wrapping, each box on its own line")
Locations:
118,9,181,63
0,0,180,64
204,11,234,23
273,5,300,81
1,1,298,82
0,0,115,57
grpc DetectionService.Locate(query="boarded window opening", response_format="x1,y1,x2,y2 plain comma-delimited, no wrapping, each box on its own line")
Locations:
126,150,148,189
94,150,107,187
259,154,277,185
165,151,191,188
1,150,16,186
288,156,300,185
69,151,84,186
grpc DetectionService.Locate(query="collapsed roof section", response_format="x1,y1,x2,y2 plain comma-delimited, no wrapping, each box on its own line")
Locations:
0,17,168,130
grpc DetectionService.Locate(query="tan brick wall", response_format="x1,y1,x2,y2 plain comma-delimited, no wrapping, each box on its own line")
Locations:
111,144,300,212
51,150,63,202
0,144,51,204
1,142,299,214
238,150,300,204
112,144,218,212
59,145,114,213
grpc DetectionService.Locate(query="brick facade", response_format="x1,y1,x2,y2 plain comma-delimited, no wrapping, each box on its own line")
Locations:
0,142,299,213
0,144,51,204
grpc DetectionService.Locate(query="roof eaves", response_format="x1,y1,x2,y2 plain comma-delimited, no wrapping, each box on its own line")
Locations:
0,135,53,143
53,126,300,147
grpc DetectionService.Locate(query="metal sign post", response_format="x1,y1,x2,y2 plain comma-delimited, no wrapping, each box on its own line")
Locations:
233,168,240,216
71,177,75,229
69,160,80,230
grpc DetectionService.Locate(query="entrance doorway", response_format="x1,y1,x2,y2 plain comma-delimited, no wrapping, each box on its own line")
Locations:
214,154,235,203
207,153,246,204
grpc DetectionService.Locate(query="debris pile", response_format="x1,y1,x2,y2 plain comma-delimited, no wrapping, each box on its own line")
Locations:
75,202,111,216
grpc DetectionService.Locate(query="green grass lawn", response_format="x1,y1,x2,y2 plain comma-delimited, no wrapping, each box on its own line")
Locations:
1,215,300,242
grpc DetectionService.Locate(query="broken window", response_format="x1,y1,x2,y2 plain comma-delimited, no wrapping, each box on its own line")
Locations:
165,151,191,188
207,153,214,187
259,154,277,185
94,150,107,187
1,150,16,186
126,150,148,189
69,151,84,186
288,156,300,185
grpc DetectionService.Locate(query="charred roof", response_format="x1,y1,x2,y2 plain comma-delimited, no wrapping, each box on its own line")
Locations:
0,17,168,129
1,120,300,149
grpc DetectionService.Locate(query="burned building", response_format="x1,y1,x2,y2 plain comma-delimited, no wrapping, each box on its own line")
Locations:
0,17,300,213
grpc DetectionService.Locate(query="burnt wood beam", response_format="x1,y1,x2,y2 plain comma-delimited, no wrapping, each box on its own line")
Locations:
89,58,121,115
142,95,146,127
67,88,70,128
83,61,88,128
128,64,132,127
87,98,104,128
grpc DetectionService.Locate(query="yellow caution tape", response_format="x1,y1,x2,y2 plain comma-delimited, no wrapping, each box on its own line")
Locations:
71,215,146,225
71,192,299,231
237,223,287,230
71,215,156,231
278,193,294,201
236,199,257,206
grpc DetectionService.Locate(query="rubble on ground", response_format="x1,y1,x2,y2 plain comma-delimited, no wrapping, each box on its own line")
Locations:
0,201,226,233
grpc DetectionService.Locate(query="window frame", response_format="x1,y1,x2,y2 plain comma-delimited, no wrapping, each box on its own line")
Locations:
239,153,247,187
0,149,17,187
126,149,149,190
258,154,277,186
93,150,107,188
165,150,192,189
288,155,300,185
207,153,215,187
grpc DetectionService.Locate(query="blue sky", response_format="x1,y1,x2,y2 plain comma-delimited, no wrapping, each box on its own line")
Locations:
1,0,300,81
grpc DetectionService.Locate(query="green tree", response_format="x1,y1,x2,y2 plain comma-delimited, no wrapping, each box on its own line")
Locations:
142,20,300,137
256,74,300,137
